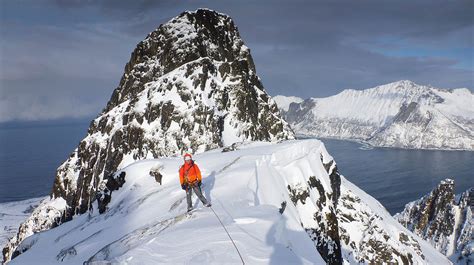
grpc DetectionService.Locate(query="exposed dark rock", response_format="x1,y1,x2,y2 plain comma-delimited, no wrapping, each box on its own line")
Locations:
307,176,326,208
283,98,316,124
96,172,126,214
150,168,163,185
398,179,455,239
321,158,341,205
288,165,342,265
287,184,310,205
392,102,419,123
279,201,287,214
396,179,473,262
305,225,342,265
222,142,239,152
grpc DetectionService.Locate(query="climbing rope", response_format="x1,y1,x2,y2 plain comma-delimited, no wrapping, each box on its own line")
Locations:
209,206,245,264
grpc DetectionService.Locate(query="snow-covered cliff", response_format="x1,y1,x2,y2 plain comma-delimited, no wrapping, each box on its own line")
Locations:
276,80,474,150
395,179,473,264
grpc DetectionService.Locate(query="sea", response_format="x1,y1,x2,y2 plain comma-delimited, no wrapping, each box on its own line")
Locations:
0,120,472,215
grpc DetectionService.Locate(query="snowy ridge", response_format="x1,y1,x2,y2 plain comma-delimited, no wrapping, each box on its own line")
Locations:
395,179,473,264
4,140,448,264
278,80,474,150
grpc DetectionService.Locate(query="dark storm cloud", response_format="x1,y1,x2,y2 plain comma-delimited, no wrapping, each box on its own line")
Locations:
0,0,472,121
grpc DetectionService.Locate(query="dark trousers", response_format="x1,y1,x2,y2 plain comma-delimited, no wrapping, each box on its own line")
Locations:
186,184,208,209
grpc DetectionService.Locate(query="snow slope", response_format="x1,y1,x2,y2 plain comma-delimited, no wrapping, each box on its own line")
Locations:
0,197,46,262
6,140,449,264
278,80,474,150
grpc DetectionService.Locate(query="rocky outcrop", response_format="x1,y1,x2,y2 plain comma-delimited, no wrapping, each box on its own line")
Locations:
335,176,432,264
286,147,434,264
3,9,293,262
287,159,342,264
395,179,473,264
275,80,474,150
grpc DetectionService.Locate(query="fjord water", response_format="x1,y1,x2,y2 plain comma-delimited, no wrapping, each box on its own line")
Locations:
0,119,91,203
0,121,472,214
319,138,473,214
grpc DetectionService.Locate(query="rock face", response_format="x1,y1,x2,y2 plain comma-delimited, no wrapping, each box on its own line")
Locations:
286,157,343,264
275,80,474,150
334,173,442,264
2,8,294,262
395,179,473,264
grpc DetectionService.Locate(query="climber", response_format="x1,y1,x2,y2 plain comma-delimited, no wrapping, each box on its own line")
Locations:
179,153,211,212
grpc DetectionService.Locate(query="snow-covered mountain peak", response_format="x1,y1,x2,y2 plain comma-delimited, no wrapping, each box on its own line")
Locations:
2,9,295,262
335,80,440,104
104,8,252,111
278,81,474,150
386,79,419,88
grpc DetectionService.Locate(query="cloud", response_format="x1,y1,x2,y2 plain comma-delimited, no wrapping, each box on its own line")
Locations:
0,78,110,122
0,22,132,122
250,41,473,98
0,0,472,122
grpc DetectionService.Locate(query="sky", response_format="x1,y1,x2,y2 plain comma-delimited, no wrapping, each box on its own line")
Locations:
0,0,473,122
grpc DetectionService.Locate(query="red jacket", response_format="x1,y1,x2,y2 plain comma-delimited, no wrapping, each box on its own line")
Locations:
179,161,202,185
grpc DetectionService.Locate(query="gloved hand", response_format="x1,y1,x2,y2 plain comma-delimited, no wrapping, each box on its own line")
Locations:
198,180,202,187
181,184,187,190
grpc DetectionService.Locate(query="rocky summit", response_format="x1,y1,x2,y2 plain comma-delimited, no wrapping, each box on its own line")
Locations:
3,8,293,262
396,179,473,264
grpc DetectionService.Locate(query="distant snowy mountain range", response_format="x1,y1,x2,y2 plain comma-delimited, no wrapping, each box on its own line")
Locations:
274,80,474,150
1,8,468,265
